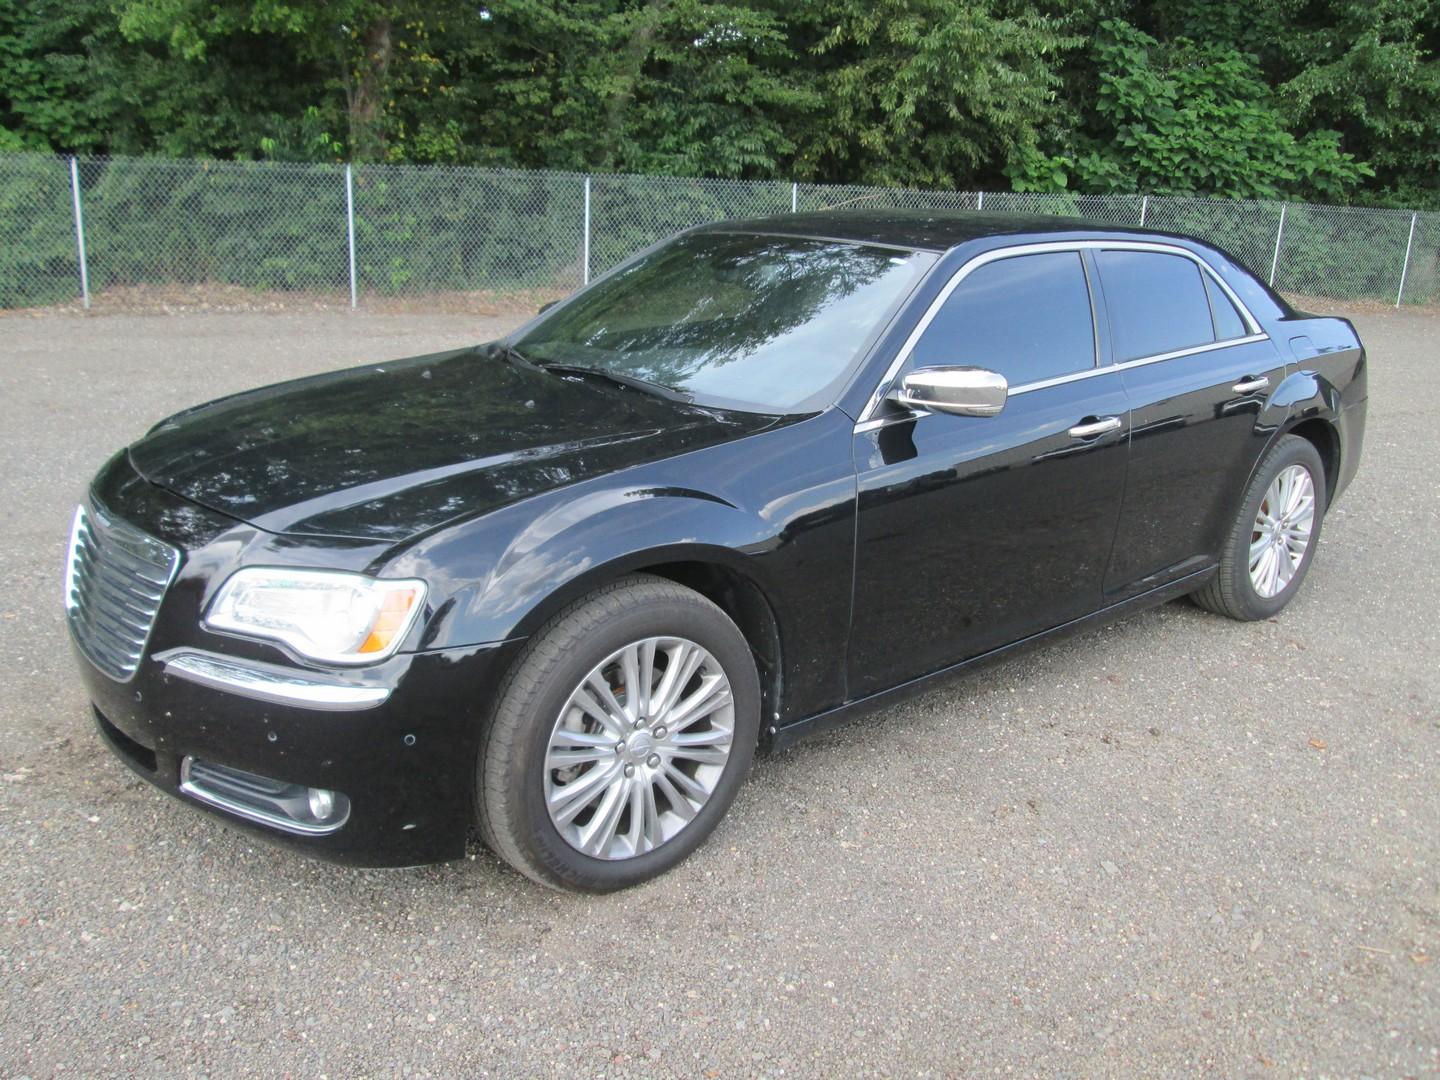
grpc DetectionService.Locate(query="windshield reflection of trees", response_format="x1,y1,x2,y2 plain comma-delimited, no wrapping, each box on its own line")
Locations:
518,235,908,393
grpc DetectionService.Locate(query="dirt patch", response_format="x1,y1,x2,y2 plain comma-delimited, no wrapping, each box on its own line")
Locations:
6,282,1435,321
1281,292,1440,317
0,282,567,319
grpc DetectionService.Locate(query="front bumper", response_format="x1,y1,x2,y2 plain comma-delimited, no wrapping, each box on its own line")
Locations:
68,451,528,867
78,633,520,866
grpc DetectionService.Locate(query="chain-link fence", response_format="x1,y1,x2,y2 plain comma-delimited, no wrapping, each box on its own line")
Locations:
2,152,1436,311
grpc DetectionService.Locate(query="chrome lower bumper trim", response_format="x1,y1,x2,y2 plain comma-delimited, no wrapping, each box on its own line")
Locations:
158,650,391,710
179,757,350,836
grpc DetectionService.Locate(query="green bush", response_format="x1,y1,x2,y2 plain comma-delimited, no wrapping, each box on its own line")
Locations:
1,152,1433,308
81,157,346,290
0,153,80,307
353,165,586,294
588,174,791,277
1270,204,1415,301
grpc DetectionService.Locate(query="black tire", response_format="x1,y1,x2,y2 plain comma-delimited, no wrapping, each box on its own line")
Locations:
475,573,760,891
1192,434,1327,621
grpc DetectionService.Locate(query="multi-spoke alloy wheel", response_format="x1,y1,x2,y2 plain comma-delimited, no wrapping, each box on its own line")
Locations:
1192,434,1327,622
1248,463,1316,599
545,637,735,859
475,574,759,891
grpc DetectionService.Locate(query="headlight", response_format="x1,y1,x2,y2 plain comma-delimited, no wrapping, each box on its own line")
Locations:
206,569,428,665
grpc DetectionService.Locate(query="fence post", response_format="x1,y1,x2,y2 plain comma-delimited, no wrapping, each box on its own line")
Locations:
1396,212,1418,308
1268,203,1287,286
791,182,798,213
68,157,91,310
1139,195,1148,227
344,164,358,309
977,191,984,210
582,176,592,286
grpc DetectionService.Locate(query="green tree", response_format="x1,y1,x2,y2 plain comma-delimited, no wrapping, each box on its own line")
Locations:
0,0,99,152
786,0,1079,188
1271,0,1440,206
112,0,470,161
1135,0,1440,205
1009,19,1371,200
453,1,818,177
0,0,321,158
0,0,1424,203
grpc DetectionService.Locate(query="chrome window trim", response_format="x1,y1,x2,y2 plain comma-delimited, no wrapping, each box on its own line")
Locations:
1008,333,1270,395
855,239,1268,426
158,649,392,710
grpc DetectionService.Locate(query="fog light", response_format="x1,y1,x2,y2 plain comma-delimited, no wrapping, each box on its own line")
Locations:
181,758,351,836
308,787,336,821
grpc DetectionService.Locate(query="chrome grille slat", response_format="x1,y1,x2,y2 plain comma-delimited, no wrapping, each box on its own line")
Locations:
73,606,145,657
65,502,179,681
79,603,149,648
79,632,141,663
82,533,171,587
76,572,156,624
76,566,165,609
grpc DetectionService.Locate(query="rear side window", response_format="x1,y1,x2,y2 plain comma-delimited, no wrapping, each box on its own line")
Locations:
1203,273,1248,340
1097,251,1215,361
911,251,1095,385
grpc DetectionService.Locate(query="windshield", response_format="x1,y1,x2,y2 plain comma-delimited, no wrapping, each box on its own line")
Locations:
513,232,934,413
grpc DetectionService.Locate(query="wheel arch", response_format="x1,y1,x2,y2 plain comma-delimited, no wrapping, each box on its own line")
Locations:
1220,399,1340,565
482,546,788,740
634,559,784,735
1283,416,1341,503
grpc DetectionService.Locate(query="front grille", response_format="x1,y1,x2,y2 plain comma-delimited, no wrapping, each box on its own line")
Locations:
65,501,180,681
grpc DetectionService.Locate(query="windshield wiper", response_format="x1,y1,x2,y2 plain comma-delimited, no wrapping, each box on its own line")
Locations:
538,363,692,403
493,341,543,372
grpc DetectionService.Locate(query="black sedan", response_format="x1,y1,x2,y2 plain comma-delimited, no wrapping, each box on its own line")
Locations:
65,211,1367,891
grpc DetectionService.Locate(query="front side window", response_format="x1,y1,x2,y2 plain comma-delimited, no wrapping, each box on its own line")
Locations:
514,232,933,413
1097,250,1216,361
909,251,1096,386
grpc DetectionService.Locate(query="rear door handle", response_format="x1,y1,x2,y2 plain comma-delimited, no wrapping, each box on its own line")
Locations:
1068,415,1123,439
1232,375,1270,394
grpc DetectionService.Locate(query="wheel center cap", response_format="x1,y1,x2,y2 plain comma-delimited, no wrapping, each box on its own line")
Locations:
623,730,656,763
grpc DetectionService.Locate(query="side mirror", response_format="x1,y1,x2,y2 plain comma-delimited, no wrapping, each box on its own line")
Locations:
896,366,1008,417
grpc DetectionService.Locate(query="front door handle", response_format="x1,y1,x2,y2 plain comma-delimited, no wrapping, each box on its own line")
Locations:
1232,375,1271,394
1068,415,1123,439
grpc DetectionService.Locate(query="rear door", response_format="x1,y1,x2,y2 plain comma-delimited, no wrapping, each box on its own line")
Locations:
1095,248,1288,600
847,248,1130,697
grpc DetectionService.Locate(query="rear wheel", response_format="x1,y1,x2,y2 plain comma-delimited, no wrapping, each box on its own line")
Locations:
476,574,760,891
1193,435,1326,621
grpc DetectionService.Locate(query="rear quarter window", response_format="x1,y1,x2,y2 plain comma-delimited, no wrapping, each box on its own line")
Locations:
1097,250,1216,362
1203,273,1248,340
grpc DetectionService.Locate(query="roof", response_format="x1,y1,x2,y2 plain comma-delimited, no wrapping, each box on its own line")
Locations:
699,208,1159,253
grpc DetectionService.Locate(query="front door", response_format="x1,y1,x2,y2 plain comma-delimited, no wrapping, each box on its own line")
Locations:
847,249,1130,698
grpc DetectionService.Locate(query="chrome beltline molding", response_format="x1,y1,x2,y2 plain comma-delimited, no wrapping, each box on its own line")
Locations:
158,649,392,710
855,238,1269,429
1008,333,1270,394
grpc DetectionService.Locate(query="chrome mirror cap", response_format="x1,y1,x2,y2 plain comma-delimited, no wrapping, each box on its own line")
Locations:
897,366,1008,417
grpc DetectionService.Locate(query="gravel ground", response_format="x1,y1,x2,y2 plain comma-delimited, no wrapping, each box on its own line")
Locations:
0,310,1435,1078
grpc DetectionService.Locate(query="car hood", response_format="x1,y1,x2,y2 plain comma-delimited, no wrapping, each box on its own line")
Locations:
127,345,783,542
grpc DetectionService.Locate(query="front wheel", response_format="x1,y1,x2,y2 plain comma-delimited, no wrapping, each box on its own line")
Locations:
475,575,760,891
1193,434,1327,621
